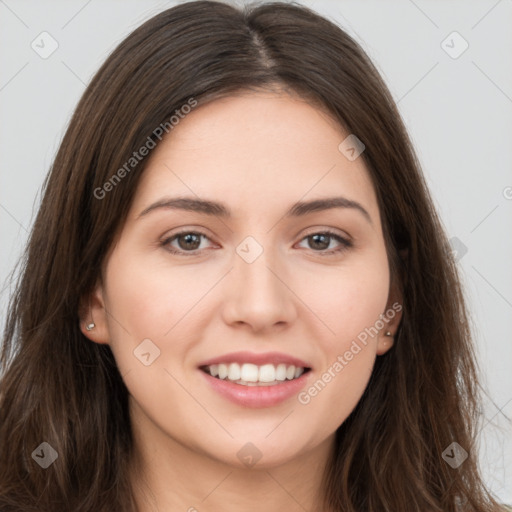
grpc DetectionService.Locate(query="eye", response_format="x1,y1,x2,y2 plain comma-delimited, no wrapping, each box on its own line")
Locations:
161,231,214,255
296,230,353,256
160,229,353,257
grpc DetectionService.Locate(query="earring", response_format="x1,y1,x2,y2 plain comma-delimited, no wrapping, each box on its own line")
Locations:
385,331,392,337
86,322,95,331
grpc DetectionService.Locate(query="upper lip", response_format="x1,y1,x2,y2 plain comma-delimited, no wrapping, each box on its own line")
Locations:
198,351,312,369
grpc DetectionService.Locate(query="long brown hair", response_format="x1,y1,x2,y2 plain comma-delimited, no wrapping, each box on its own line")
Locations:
0,1,503,510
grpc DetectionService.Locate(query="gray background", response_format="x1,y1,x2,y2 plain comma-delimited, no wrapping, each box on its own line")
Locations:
1,0,511,502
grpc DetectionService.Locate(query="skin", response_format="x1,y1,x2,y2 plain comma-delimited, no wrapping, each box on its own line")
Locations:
81,89,402,512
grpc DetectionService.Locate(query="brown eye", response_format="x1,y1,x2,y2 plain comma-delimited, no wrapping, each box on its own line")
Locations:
175,233,202,250
160,229,352,257
297,231,353,256
161,231,212,255
308,233,331,250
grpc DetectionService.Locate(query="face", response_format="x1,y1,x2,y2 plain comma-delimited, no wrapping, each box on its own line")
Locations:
82,90,402,470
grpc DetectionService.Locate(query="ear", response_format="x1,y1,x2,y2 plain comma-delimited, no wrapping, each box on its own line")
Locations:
376,268,405,356
78,280,110,345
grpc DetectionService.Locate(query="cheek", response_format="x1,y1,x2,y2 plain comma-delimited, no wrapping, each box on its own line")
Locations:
100,248,170,371
101,254,203,423
298,342,376,441
105,264,167,337
293,251,389,426
101,247,221,377
103,248,198,335
294,251,390,346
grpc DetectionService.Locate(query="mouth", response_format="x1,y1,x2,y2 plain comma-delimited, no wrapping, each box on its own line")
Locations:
197,351,313,407
199,362,312,387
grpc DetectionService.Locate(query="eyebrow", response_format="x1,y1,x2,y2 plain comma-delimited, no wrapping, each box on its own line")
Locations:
137,196,372,225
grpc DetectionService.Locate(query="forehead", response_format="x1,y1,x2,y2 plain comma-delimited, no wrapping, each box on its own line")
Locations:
130,92,380,224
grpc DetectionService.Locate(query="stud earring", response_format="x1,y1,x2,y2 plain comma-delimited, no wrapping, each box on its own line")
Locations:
86,323,95,331
385,331,392,337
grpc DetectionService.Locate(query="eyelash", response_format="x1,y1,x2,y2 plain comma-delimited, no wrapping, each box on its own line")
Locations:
160,229,353,257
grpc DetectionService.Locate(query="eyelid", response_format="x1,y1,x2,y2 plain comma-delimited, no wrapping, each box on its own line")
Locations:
299,226,352,242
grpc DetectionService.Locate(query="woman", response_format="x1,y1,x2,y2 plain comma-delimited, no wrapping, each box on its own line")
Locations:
0,1,505,510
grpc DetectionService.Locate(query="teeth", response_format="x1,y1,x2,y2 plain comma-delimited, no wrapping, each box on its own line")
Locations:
228,362,241,381
218,363,228,379
203,362,306,385
259,364,276,382
275,363,287,381
240,363,258,382
209,364,219,377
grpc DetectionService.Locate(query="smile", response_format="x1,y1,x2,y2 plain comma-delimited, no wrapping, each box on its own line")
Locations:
200,362,310,386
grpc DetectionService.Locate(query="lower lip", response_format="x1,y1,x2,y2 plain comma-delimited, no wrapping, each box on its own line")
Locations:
199,369,311,408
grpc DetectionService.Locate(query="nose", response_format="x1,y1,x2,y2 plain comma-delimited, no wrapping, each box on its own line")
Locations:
221,246,297,333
